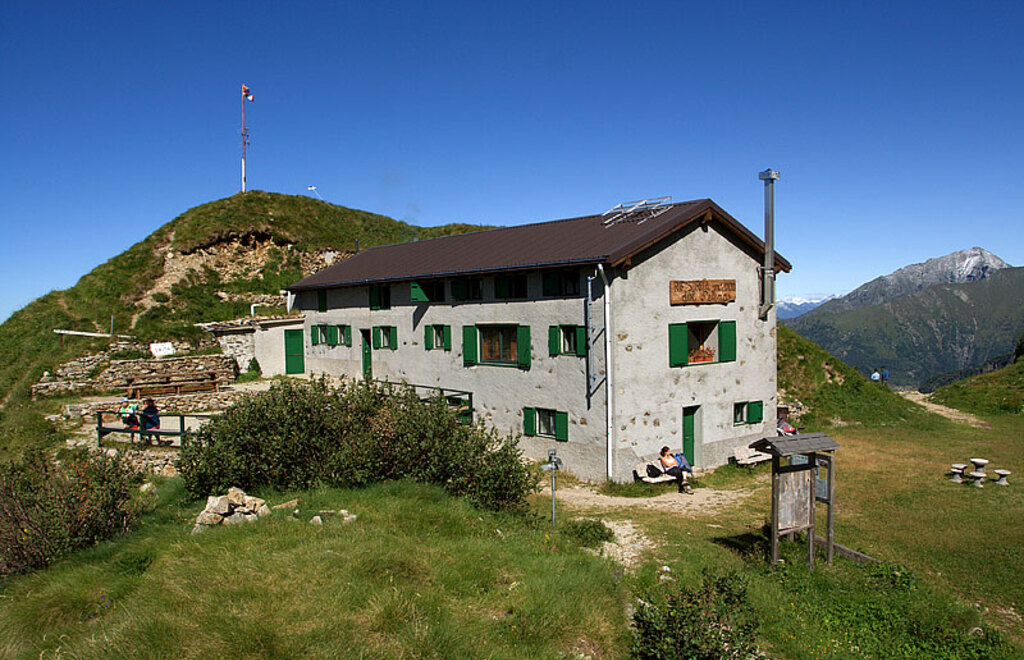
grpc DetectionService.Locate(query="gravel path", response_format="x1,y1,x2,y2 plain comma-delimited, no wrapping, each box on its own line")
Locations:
899,391,991,428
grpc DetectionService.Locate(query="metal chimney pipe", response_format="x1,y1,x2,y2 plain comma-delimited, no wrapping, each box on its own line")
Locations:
758,168,780,319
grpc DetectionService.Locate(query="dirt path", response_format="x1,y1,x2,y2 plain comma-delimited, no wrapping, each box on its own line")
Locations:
899,391,990,428
544,481,759,515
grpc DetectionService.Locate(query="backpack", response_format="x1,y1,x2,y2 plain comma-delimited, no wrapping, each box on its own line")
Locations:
646,464,662,478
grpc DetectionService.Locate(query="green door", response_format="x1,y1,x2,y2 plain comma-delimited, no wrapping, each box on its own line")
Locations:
360,329,372,380
284,329,305,374
682,406,698,465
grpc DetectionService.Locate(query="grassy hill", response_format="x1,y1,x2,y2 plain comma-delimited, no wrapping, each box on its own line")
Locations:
785,267,1024,388
932,359,1024,417
777,325,935,430
0,192,489,458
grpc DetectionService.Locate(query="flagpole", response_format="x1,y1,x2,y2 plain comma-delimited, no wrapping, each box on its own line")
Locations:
241,88,247,193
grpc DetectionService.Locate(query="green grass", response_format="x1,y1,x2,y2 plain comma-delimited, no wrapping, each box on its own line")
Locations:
932,359,1024,416
0,480,630,659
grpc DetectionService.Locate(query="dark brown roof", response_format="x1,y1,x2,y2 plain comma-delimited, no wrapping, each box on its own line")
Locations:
289,199,791,291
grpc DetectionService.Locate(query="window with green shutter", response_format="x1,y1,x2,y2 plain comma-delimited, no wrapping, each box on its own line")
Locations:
424,324,451,351
372,326,381,349
462,325,477,365
747,401,763,424
342,325,352,347
575,326,587,357
369,285,391,310
718,320,737,362
317,290,327,312
548,325,560,356
669,323,688,366
516,325,531,369
523,407,536,436
410,282,427,303
442,325,452,351
311,325,320,346
549,325,586,356
372,326,398,350
388,326,398,350
325,324,339,346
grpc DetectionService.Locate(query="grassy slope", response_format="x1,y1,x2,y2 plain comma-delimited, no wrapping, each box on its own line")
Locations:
932,359,1024,416
0,480,630,659
786,268,1024,387
0,192,489,458
777,325,935,430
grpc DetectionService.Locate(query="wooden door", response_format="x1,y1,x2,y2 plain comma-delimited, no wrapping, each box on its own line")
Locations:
682,406,698,465
284,329,304,374
360,329,372,380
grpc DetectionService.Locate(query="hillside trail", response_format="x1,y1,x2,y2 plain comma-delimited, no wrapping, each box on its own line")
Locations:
541,477,764,567
898,391,991,428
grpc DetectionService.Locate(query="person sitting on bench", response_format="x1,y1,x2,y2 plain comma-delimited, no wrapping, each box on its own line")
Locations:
660,446,693,494
140,398,161,445
118,397,139,429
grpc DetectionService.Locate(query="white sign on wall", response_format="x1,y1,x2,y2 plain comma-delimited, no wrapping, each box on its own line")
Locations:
150,342,175,358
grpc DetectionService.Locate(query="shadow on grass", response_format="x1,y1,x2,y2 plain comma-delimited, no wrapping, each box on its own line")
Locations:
711,528,772,563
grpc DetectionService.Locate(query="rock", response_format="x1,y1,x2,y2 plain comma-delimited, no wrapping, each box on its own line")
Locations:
343,513,358,523
227,487,247,506
272,498,299,510
190,524,206,535
196,511,223,526
256,504,272,518
242,512,258,523
310,515,323,526
160,464,179,478
223,512,247,525
139,483,155,493
206,495,231,516
105,448,118,458
244,495,266,511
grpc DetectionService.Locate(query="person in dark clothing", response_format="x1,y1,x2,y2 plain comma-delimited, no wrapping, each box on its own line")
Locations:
660,445,693,494
140,398,160,444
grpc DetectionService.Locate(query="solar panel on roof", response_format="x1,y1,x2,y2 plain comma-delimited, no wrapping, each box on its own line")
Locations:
602,197,673,226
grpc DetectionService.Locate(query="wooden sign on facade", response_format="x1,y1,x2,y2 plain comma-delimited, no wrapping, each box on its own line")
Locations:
669,279,736,305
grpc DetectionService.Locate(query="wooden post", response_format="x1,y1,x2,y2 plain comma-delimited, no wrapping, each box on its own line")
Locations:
179,414,185,448
826,452,835,565
770,455,780,564
808,452,816,572
96,412,103,448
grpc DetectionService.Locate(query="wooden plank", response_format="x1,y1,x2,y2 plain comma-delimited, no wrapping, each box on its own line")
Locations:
669,279,736,305
814,537,879,564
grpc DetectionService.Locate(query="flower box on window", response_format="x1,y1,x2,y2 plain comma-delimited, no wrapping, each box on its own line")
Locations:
689,347,715,363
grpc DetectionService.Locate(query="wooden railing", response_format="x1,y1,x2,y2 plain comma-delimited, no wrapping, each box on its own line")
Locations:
378,380,474,424
95,411,217,449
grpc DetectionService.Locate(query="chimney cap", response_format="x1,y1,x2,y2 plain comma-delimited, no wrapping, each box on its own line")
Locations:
759,169,780,181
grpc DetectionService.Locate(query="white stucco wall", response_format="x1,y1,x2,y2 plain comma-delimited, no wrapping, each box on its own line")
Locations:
253,318,306,376
298,272,613,481
608,222,777,473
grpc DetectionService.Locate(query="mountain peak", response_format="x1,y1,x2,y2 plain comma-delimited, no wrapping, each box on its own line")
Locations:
822,247,1010,313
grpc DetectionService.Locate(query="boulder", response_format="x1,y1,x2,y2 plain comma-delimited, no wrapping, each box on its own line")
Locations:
206,495,231,516
256,504,272,518
223,512,248,525
160,464,179,478
196,511,223,526
244,495,266,511
310,515,323,526
272,498,299,510
227,487,247,506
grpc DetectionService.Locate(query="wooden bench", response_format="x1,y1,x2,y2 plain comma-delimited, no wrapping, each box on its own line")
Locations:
733,444,772,466
632,461,678,484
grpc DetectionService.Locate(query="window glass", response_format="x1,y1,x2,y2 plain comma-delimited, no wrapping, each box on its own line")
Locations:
495,274,527,299
479,325,518,363
687,321,718,364
561,326,577,354
734,403,747,425
432,325,445,348
537,408,556,437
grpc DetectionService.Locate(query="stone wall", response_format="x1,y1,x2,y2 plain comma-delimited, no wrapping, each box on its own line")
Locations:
34,354,237,398
64,389,250,419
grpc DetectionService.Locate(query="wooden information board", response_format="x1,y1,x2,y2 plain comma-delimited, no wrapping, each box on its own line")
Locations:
670,279,736,305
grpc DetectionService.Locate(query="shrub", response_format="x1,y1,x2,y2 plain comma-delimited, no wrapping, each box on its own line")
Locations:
562,518,614,548
631,571,760,660
246,357,262,375
0,448,143,578
178,379,538,512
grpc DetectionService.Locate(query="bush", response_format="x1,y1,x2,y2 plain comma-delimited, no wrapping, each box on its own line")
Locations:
246,357,261,375
631,571,760,659
178,379,538,512
0,448,143,578
562,518,614,548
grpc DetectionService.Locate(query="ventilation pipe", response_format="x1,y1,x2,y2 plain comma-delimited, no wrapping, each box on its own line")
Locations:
758,168,780,320
597,264,614,481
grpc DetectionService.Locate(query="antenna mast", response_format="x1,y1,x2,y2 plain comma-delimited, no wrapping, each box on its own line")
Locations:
241,84,254,192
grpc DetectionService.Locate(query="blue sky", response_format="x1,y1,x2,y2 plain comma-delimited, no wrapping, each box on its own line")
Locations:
1,1,1022,323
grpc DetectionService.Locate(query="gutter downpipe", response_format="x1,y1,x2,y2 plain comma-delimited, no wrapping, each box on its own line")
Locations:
597,264,613,481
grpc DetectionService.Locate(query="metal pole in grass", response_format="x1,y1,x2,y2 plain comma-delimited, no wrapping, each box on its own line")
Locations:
543,449,563,525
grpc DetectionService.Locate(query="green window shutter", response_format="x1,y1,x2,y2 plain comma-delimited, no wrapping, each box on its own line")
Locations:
369,286,380,309
669,323,688,366
389,326,398,350
325,325,339,346
462,325,477,365
372,326,381,349
747,401,764,424
410,281,428,303
575,326,587,357
311,325,320,346
548,325,560,356
424,324,434,350
523,407,536,436
542,272,559,297
495,276,510,298
317,290,327,312
516,325,531,369
719,320,737,363
555,411,569,441
442,325,452,351
343,325,352,347
451,280,467,301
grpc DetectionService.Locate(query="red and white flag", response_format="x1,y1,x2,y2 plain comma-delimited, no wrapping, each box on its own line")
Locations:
242,84,254,102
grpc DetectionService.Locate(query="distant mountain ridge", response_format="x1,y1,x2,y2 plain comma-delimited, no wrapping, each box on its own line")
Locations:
786,262,1024,388
817,247,1010,314
777,294,841,319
